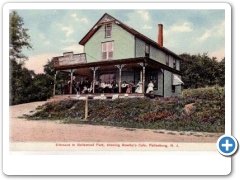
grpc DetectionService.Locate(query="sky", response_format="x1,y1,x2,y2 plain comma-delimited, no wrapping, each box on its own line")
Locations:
14,9,225,74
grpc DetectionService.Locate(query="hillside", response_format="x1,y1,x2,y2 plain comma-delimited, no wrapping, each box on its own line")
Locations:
25,87,225,133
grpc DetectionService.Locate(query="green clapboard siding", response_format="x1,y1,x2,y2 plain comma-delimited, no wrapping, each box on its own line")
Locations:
135,37,145,57
149,45,165,64
85,23,135,62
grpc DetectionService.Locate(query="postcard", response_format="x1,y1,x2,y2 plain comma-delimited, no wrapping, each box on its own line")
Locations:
3,2,234,176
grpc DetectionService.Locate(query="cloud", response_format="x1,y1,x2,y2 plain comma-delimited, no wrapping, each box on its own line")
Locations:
198,30,211,42
137,10,150,21
170,22,193,32
58,23,74,37
61,26,74,37
142,24,152,29
80,18,88,24
71,13,88,23
24,53,59,74
71,13,78,20
62,44,84,53
197,20,225,43
209,47,225,62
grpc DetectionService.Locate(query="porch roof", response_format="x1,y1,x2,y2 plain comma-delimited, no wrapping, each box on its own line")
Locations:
54,57,181,75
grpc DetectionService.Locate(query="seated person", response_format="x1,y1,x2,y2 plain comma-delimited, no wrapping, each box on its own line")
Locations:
95,79,99,92
135,80,143,93
79,78,85,94
146,81,154,93
121,81,128,93
129,80,135,93
88,82,93,93
81,86,88,94
111,80,118,93
104,81,112,93
98,80,105,93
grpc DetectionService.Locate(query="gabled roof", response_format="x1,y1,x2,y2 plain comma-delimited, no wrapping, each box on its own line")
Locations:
79,13,183,60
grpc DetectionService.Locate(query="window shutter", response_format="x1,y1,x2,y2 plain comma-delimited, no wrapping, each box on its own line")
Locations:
108,51,113,59
102,43,107,52
102,52,107,60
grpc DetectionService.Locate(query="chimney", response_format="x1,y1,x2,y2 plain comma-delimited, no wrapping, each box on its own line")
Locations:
158,24,163,47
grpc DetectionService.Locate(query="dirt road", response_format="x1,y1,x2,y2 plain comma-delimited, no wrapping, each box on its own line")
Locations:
9,101,222,142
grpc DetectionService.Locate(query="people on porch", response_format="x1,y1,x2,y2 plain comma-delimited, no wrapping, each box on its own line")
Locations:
81,86,88,94
88,82,93,93
99,79,105,93
103,81,112,93
135,80,143,93
84,78,91,89
81,78,92,94
111,80,118,93
146,80,154,94
121,81,128,93
79,78,85,93
129,80,135,93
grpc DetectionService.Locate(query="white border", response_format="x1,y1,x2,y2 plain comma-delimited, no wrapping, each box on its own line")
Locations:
3,2,232,176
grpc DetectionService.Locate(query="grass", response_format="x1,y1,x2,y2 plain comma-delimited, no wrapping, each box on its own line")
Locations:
25,86,225,133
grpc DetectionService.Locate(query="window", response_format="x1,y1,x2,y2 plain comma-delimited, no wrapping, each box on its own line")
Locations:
105,24,112,38
145,44,150,57
173,58,176,69
172,85,176,92
165,54,169,66
102,41,114,60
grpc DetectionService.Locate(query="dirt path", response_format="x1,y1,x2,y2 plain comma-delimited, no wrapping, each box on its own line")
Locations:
9,101,222,142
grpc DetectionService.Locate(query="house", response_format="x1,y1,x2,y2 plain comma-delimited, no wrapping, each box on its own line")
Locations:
52,13,184,97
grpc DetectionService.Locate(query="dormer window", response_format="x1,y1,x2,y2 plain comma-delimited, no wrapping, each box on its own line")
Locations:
105,24,112,38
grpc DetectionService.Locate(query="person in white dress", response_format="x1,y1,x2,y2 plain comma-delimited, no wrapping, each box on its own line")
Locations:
146,81,154,93
135,80,143,93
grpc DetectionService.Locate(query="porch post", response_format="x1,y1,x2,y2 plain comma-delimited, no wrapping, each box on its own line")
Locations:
143,66,145,93
140,70,143,82
139,62,148,93
90,67,99,93
115,64,125,93
53,70,59,96
69,69,77,94
70,69,73,94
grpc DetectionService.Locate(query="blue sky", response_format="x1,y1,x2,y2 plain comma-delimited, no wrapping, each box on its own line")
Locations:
14,9,225,73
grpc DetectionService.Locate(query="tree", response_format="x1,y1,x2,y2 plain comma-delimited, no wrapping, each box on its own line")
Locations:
28,74,53,101
44,59,69,95
180,53,225,89
9,11,57,105
9,10,32,63
9,11,33,105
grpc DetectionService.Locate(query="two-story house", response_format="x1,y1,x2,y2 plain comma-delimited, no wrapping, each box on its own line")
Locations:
52,13,184,97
